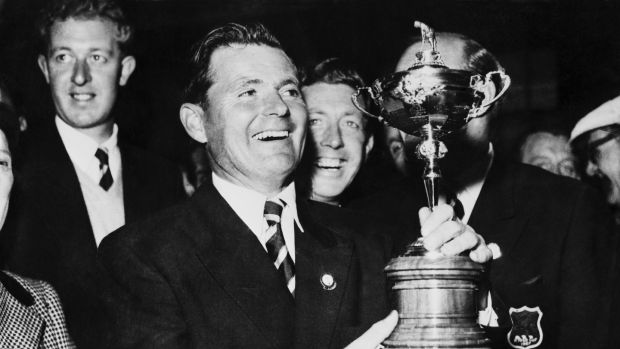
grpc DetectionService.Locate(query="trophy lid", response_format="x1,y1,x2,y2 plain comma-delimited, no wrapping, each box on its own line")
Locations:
409,21,447,69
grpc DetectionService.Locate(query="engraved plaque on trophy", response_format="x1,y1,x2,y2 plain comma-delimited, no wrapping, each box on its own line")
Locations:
352,21,510,348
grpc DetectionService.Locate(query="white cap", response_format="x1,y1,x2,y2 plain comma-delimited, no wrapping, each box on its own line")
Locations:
570,95,620,142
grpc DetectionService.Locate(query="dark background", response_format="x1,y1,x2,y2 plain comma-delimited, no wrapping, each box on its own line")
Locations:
0,0,619,162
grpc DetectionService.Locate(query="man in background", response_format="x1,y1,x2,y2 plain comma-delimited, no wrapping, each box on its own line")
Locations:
351,32,614,349
1,0,184,346
571,96,620,222
301,57,375,206
519,128,579,179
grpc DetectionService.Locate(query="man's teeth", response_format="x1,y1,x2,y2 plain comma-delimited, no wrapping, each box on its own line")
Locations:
252,130,289,140
316,158,343,168
71,93,94,101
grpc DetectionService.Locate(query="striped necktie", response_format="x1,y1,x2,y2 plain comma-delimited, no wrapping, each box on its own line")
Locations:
95,148,113,191
264,199,296,295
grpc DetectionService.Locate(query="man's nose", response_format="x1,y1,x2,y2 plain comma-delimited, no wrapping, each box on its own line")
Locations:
263,93,289,117
320,125,343,149
71,60,92,86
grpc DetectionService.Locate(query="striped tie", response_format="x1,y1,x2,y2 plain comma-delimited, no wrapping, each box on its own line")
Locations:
95,148,113,191
264,199,295,295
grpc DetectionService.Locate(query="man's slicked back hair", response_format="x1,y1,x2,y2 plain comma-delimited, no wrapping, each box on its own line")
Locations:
38,0,134,55
185,22,284,107
301,57,366,91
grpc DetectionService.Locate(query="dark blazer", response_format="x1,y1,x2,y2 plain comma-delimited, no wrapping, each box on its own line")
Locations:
350,160,615,349
96,181,390,349
1,123,185,348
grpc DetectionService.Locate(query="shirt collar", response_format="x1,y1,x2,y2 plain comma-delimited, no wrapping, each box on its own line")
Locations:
211,172,304,233
457,143,494,223
55,116,119,173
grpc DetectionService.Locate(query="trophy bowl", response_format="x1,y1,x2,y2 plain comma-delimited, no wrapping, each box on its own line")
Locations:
369,66,486,138
352,21,510,348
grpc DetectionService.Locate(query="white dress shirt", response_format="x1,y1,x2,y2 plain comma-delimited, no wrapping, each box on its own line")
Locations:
56,117,125,246
212,173,304,262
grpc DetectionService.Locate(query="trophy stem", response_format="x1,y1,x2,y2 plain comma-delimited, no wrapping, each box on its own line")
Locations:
416,123,447,211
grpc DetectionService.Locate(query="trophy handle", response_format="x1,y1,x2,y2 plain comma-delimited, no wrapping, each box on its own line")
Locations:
352,87,382,119
468,71,511,119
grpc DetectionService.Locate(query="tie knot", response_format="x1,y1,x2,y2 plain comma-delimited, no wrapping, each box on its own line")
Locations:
264,199,284,223
95,148,109,166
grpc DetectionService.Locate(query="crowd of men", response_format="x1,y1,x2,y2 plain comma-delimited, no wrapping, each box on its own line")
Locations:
0,0,619,348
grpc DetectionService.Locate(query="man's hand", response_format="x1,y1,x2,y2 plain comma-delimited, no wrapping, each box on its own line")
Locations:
419,204,492,263
344,311,398,349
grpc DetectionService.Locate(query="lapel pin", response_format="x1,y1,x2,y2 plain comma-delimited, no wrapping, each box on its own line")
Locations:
320,273,336,291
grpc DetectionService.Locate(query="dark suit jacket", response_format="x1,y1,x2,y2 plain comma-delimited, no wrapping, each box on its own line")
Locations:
349,160,615,349
96,182,390,349
1,124,185,348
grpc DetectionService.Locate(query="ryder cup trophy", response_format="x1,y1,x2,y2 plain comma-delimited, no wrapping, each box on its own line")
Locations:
352,22,510,348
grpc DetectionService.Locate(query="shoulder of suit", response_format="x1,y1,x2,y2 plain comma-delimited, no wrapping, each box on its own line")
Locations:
509,162,591,198
100,197,193,252
0,270,62,310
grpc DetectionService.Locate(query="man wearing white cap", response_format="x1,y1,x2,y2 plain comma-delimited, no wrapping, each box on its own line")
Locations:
571,96,620,220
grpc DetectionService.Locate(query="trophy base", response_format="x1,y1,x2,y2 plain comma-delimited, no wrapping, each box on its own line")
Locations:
383,252,490,349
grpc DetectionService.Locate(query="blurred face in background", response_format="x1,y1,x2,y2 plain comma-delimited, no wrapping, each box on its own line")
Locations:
520,132,579,179
303,82,374,205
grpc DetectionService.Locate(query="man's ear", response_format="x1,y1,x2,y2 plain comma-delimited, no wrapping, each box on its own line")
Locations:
180,103,208,143
119,55,136,86
477,78,498,116
37,54,50,83
364,134,375,158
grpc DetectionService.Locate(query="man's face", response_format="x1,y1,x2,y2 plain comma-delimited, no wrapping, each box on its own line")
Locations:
520,132,579,179
38,18,135,131
585,129,620,206
302,83,373,204
395,37,493,177
203,44,307,193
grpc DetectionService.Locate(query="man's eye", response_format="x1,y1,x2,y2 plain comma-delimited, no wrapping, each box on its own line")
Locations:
55,54,72,63
239,89,257,97
309,119,321,126
0,160,10,168
345,120,360,129
283,88,300,98
90,55,107,63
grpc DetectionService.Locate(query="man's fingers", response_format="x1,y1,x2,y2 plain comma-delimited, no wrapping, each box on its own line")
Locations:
436,225,479,255
423,220,464,251
418,207,431,232
344,310,398,349
419,204,454,237
469,241,493,263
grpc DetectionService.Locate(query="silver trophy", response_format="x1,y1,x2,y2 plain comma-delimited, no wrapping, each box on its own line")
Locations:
352,21,510,348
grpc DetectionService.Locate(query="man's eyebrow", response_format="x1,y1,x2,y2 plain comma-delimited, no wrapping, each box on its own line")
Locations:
239,78,263,87
49,47,71,54
277,78,299,89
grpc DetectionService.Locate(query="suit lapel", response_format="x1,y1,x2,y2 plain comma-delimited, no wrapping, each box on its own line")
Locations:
29,125,97,253
468,160,527,292
119,142,145,223
295,201,355,349
191,183,295,348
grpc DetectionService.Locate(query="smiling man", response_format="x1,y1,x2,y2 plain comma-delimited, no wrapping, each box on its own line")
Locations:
301,58,374,205
1,1,184,347
95,23,491,349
